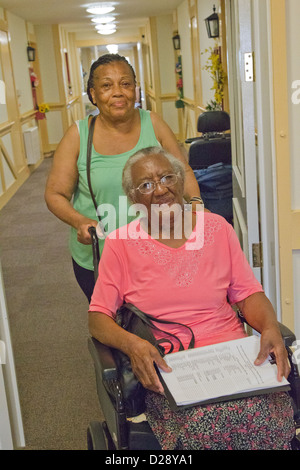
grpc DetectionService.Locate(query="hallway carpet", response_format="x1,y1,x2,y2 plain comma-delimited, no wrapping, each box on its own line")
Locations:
0,158,103,450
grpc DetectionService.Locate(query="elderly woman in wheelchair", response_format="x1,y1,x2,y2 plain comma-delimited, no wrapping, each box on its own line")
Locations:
88,146,295,450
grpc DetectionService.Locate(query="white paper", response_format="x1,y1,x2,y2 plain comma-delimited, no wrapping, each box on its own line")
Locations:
159,335,289,406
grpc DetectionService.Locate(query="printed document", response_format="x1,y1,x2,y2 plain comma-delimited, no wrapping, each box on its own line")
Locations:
159,335,290,408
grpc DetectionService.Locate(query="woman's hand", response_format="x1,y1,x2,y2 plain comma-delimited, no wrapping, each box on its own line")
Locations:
76,220,98,245
126,337,172,394
88,312,172,395
236,292,291,382
254,326,291,382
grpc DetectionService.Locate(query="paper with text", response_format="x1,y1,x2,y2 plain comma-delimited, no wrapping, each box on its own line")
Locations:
159,335,289,406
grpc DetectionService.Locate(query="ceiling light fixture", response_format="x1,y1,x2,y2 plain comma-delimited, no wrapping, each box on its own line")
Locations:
97,29,116,35
91,16,115,24
86,4,115,15
95,23,116,30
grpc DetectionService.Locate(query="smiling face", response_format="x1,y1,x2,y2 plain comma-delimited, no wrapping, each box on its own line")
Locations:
130,153,184,232
89,61,136,121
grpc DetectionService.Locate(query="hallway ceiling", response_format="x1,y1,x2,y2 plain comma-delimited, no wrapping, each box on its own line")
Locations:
0,0,183,43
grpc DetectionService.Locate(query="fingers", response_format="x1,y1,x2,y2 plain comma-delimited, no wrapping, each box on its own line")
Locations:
130,343,171,394
77,222,98,244
254,345,270,366
274,349,291,382
255,335,291,382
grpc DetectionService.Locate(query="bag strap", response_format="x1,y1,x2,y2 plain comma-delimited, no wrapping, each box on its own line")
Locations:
86,115,101,222
120,303,195,351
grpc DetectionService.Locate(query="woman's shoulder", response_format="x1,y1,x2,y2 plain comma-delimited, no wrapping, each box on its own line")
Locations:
202,211,233,237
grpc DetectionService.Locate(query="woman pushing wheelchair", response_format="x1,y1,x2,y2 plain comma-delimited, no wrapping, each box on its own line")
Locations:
88,146,295,450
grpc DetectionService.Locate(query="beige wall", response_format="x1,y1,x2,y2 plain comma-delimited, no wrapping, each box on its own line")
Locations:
0,11,32,209
269,0,300,335
285,0,300,338
197,0,222,107
6,12,33,114
177,1,194,102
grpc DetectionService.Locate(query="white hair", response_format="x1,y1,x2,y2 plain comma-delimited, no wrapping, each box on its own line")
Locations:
122,146,185,202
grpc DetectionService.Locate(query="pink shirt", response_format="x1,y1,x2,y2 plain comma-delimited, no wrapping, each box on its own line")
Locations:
89,213,263,351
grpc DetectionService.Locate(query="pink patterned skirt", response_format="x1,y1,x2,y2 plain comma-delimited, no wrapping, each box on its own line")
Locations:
145,391,295,450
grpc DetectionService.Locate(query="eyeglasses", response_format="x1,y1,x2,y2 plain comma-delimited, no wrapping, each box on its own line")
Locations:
134,174,179,194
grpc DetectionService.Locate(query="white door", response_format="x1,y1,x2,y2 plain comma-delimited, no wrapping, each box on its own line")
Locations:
226,0,261,283
0,364,13,450
225,0,279,313
0,263,25,449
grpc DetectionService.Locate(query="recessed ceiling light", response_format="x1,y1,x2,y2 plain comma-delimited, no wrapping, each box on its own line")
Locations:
91,16,115,23
86,4,115,15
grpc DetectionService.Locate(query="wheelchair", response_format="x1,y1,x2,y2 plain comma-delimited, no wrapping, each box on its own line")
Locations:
86,237,300,451
185,110,231,170
185,110,233,224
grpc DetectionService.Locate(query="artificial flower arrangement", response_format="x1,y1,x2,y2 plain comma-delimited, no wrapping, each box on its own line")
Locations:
175,57,184,109
202,40,227,110
38,103,50,114
35,102,50,120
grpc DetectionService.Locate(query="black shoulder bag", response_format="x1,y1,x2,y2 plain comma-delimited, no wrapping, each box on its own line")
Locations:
86,115,103,280
86,115,100,222
113,303,195,417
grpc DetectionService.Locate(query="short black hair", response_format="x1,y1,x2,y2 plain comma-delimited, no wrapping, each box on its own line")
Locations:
87,54,136,105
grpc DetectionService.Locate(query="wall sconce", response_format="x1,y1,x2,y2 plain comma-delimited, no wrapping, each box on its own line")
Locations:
27,44,36,62
205,5,220,38
172,33,181,51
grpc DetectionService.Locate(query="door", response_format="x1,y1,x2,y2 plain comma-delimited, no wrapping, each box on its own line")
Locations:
226,0,261,282
225,0,279,310
0,364,13,450
0,262,25,448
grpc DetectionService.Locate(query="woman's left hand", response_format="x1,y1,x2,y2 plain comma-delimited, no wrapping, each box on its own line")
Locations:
254,326,291,381
236,292,291,382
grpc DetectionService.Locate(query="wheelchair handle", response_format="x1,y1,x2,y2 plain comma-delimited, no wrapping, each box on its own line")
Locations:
88,226,100,282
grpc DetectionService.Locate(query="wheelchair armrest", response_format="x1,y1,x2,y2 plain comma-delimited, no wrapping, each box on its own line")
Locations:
238,311,296,348
185,136,203,144
277,322,296,348
88,336,118,382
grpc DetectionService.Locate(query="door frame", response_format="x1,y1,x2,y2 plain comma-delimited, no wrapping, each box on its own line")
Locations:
225,0,261,282
225,0,280,313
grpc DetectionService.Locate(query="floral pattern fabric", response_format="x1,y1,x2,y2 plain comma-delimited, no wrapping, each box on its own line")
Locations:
145,391,295,450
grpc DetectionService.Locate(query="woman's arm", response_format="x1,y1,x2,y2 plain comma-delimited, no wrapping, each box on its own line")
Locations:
236,292,290,381
44,124,98,244
88,311,171,394
150,111,201,201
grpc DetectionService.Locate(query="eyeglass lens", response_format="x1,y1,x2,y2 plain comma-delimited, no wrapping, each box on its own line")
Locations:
138,174,178,194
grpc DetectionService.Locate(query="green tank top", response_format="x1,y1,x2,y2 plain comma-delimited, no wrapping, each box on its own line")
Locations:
70,108,160,270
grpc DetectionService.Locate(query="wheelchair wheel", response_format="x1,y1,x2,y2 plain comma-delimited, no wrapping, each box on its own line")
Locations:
87,421,109,450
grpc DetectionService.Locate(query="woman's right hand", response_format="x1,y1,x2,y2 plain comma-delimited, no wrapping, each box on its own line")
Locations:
126,337,172,394
77,220,99,245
